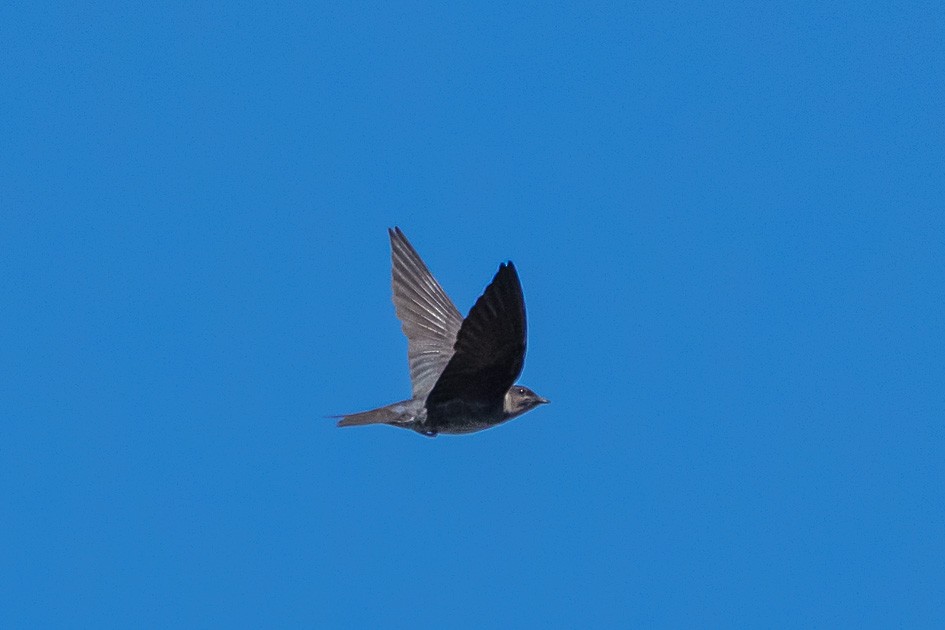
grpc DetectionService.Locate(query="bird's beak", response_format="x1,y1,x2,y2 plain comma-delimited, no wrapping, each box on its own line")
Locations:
536,397,550,405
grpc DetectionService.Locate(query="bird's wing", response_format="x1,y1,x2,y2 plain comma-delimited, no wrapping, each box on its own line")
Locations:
390,227,464,398
426,262,526,408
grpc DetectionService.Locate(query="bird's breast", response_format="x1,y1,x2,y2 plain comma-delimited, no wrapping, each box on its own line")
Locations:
424,398,507,434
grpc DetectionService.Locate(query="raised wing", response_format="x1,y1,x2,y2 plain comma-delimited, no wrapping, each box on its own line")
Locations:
426,262,526,409
390,227,464,398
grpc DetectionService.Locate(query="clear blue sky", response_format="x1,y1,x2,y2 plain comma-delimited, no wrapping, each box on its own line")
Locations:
3,2,943,626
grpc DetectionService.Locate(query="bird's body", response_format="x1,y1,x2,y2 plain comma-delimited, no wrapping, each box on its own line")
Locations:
336,227,548,437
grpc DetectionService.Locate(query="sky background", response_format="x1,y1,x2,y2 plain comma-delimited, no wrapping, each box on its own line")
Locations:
3,1,944,627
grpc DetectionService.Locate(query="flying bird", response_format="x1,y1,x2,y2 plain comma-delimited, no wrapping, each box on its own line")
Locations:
336,227,548,437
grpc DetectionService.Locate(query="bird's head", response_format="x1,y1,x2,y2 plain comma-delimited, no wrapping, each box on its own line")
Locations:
503,385,550,419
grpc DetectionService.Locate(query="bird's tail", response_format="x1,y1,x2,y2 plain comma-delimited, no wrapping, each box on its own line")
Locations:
334,400,415,428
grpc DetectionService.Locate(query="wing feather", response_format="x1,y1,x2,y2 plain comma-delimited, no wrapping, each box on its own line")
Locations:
389,227,464,398
426,262,527,408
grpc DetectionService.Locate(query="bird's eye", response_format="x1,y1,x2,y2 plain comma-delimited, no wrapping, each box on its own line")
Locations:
518,387,526,395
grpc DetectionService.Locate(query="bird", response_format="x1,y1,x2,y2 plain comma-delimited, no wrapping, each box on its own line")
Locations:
335,227,548,437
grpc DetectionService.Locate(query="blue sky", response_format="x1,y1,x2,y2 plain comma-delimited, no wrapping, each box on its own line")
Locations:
3,2,943,626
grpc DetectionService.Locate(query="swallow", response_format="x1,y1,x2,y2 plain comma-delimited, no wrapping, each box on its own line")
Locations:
336,227,548,437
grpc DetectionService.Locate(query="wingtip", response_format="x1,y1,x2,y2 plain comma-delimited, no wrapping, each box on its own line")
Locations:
389,226,409,247
497,260,518,277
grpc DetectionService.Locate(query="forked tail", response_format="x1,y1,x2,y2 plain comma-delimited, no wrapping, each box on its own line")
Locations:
335,400,416,428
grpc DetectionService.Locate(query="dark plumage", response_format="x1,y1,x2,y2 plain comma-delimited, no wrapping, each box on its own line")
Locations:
336,227,548,437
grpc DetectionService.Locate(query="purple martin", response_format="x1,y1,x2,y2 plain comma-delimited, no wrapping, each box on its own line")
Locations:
336,227,548,437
